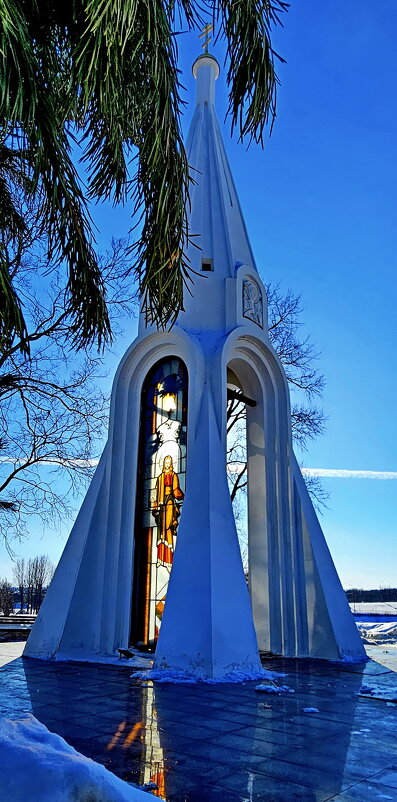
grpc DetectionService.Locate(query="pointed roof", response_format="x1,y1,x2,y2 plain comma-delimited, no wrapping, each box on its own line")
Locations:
186,54,258,280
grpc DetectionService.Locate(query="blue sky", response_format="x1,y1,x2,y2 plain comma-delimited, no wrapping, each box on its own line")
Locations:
1,1,396,589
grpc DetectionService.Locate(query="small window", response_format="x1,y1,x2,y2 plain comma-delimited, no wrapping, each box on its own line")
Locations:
201,259,213,272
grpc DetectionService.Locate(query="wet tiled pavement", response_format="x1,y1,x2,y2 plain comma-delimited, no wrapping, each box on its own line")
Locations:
1,645,397,801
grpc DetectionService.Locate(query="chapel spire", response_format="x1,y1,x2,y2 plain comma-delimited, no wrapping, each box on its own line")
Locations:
177,41,259,331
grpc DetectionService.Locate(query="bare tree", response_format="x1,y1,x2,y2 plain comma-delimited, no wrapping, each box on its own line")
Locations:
266,282,326,445
19,555,54,613
266,283,328,507
12,557,25,613
25,558,35,615
31,555,54,613
301,472,330,512
0,205,136,547
226,397,248,504
0,578,14,615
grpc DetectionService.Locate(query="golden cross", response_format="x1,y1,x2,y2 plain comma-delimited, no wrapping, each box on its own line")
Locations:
199,23,213,54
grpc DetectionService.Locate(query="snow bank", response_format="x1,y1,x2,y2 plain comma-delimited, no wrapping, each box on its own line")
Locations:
35,651,154,669
357,621,397,642
0,715,153,802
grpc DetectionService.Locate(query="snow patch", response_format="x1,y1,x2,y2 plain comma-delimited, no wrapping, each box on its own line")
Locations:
350,603,397,616
0,715,154,802
131,667,285,684
356,685,397,701
29,651,154,669
255,684,294,694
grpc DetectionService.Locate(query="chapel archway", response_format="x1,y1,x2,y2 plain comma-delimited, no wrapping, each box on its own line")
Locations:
227,360,266,586
130,356,188,650
226,367,249,572
227,344,294,655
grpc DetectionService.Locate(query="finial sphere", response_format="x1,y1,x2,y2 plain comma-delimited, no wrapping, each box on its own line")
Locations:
192,54,220,80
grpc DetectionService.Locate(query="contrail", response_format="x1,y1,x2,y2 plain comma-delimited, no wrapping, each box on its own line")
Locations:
228,463,397,480
1,457,396,479
301,468,397,480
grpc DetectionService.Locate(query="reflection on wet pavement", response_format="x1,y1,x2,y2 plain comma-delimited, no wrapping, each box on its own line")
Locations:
0,653,397,801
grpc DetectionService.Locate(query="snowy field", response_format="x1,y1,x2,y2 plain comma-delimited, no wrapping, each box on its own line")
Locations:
349,602,397,616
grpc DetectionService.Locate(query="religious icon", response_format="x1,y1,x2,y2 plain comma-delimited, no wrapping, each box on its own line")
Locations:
131,357,187,649
243,278,263,328
152,456,184,565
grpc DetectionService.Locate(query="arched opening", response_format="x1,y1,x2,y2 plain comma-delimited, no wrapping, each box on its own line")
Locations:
130,356,188,650
227,349,287,654
227,357,267,611
226,367,249,574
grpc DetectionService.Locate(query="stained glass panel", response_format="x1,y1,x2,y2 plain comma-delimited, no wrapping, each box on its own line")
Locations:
131,357,187,650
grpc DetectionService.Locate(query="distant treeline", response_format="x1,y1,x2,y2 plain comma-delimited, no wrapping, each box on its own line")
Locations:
346,588,397,603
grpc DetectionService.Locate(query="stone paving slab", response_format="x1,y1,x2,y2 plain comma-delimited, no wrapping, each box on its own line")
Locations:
328,777,397,801
0,646,397,801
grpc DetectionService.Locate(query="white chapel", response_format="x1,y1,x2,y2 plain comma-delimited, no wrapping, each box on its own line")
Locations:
25,51,365,677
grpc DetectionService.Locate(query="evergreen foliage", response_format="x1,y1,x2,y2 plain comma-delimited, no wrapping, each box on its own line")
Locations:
0,0,288,351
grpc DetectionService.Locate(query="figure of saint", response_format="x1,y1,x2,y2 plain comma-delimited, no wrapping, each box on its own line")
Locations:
152,455,184,565
243,278,263,327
